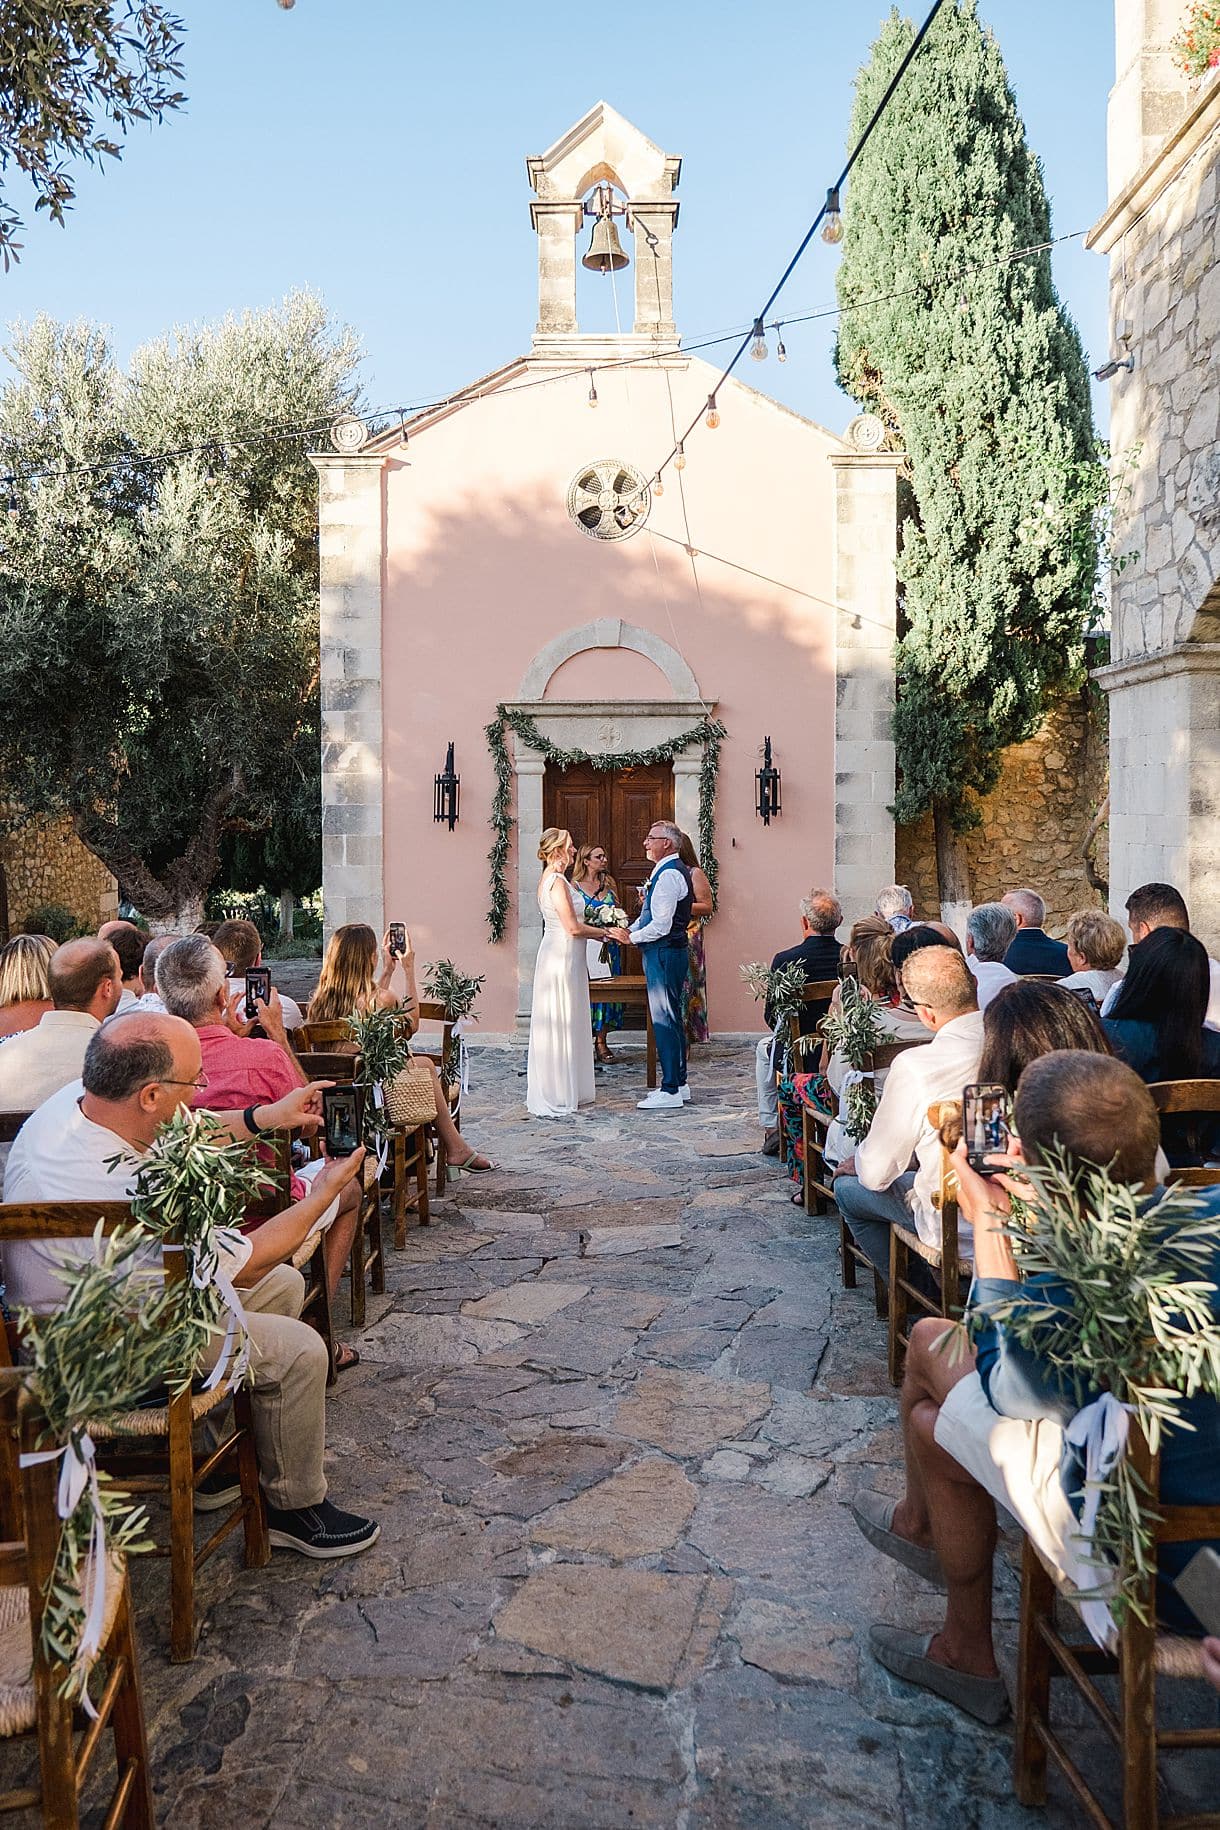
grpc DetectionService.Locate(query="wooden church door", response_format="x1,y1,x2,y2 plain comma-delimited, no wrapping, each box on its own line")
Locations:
543,760,674,980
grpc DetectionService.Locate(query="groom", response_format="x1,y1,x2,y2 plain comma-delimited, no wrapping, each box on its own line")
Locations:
625,821,693,1112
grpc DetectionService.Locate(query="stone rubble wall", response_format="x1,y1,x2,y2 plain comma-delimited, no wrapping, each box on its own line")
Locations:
894,689,1108,937
1,813,118,936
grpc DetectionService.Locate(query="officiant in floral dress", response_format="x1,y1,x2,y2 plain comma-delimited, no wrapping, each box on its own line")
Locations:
572,845,625,1064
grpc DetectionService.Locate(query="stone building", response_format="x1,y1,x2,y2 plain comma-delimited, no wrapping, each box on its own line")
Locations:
0,812,118,939
1088,0,1220,948
312,104,902,1037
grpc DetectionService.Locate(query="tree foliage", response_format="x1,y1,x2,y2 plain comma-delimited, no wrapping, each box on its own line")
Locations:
0,293,361,926
0,1,186,266
834,1,1098,838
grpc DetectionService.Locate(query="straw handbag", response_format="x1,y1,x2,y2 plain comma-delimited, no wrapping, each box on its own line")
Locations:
385,1055,436,1127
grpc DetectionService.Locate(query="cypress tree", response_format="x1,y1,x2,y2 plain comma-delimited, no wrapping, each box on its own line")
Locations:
834,0,1098,917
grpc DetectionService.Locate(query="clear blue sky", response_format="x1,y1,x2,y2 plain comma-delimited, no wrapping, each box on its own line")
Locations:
0,0,1115,435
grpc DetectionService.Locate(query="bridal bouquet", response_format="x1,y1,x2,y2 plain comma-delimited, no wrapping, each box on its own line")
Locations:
588,900,630,964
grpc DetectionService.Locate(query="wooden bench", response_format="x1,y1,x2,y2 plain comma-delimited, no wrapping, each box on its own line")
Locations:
586,976,657,1088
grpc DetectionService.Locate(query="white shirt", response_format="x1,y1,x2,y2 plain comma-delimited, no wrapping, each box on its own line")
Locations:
1099,954,1220,1031
2,1080,251,1313
630,861,686,947
225,975,303,1030
855,1009,985,1247
967,956,1018,1010
114,987,141,1015
136,990,166,1014
1058,966,1123,1004
0,1010,100,1114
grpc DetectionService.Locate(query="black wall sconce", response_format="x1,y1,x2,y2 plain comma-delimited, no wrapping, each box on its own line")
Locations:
434,741,460,829
756,735,781,826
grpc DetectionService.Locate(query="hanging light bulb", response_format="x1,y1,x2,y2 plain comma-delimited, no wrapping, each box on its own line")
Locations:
821,186,844,245
705,396,720,430
587,371,598,409
776,331,788,363
750,318,768,362
277,0,296,9
6,489,18,521
674,442,686,471
957,292,970,315
652,473,664,497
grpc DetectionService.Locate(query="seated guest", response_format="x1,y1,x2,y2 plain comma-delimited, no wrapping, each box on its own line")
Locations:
964,904,1018,1009
99,919,149,1015
832,947,982,1279
156,935,363,1353
1058,908,1126,1006
307,922,496,1173
4,1013,379,1557
852,1053,1220,1722
1103,927,1220,1164
890,924,964,1016
136,934,174,1012
1101,881,1220,1031
0,939,121,1111
821,918,928,1168
212,917,304,1031
755,890,843,1153
1000,888,1070,976
875,884,915,934
0,933,55,1041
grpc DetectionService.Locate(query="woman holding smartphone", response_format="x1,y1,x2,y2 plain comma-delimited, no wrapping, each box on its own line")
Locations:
307,923,496,1171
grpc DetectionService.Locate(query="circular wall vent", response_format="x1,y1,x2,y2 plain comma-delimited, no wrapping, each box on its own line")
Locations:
567,458,651,541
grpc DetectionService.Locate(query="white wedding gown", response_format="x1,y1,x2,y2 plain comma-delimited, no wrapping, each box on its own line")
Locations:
526,870,596,1117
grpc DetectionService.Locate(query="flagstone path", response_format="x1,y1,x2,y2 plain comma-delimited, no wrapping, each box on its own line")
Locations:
97,1044,1188,1824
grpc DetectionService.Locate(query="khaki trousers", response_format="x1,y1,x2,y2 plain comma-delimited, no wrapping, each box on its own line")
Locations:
199,1263,328,1511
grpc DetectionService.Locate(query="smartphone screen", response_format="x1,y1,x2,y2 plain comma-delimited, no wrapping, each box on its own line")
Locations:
323,1086,363,1158
388,922,406,957
962,1082,1012,1174
1174,1546,1220,1637
1064,984,1100,1013
838,957,859,982
244,966,272,1021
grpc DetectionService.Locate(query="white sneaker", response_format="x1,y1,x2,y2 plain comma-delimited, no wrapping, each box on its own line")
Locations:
637,1089,684,1110
679,1084,691,1103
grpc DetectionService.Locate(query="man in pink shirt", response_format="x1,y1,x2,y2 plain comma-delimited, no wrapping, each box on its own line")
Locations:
155,934,363,1367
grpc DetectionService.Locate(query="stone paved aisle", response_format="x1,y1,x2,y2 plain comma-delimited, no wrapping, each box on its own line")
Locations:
120,1045,1082,1825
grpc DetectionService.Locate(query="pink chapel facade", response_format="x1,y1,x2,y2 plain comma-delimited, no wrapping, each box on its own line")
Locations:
311,104,902,1039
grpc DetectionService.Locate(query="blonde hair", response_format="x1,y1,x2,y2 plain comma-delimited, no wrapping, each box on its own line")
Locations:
0,933,56,1008
537,827,573,867
307,923,380,1023
1066,908,1126,972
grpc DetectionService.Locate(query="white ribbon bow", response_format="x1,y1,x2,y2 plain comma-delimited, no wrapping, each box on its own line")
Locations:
19,1432,108,1714
372,1083,388,1179
453,1018,473,1098
168,1225,251,1390
1063,1391,1131,1648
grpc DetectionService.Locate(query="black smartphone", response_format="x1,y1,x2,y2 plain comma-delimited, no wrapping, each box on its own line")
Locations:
962,1082,1012,1173
244,965,272,1022
838,957,859,983
322,1085,365,1158
1064,984,1100,1014
388,921,406,958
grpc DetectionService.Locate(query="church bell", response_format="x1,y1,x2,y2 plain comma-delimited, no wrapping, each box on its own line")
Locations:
582,213,629,274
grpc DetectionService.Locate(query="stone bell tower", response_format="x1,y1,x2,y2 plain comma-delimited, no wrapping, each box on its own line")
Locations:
526,102,681,356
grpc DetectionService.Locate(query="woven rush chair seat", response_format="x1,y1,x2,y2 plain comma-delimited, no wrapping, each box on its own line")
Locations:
87,1374,235,1440
0,1553,126,1739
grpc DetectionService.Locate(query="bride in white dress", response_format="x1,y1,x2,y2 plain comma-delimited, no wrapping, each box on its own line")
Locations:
527,828,617,1117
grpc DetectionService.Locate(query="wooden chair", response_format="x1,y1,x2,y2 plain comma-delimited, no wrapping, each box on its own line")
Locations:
296,1020,433,1234
0,1112,29,1146
249,1130,337,1381
831,1039,928,1310
411,1000,461,1196
1148,1080,1220,1176
1014,1425,1220,1829
783,979,839,1061
0,1204,267,1665
0,1381,155,1827
886,1101,970,1385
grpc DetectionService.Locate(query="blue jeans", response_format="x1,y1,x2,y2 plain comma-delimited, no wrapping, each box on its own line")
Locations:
834,1171,918,1287
642,943,688,1093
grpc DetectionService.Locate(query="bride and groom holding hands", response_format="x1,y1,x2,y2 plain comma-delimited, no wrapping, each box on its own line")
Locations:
526,821,694,1118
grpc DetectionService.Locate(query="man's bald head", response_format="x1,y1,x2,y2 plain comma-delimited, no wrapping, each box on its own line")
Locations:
82,1011,200,1107
900,946,978,1022
48,938,122,1017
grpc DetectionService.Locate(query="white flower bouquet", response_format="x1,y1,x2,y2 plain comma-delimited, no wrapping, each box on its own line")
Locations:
588,901,629,964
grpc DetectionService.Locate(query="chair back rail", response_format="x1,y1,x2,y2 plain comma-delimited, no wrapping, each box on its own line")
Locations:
1147,1078,1220,1170
0,1110,31,1145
